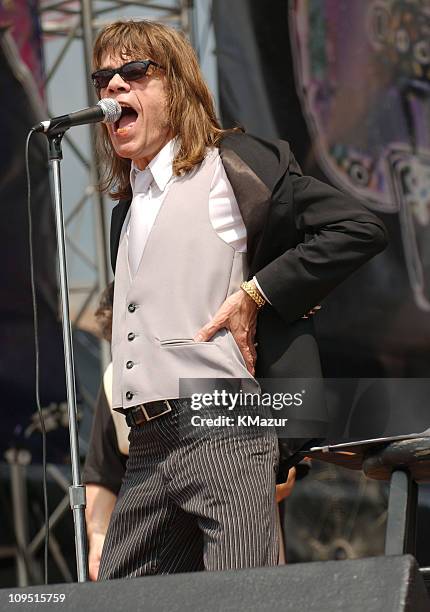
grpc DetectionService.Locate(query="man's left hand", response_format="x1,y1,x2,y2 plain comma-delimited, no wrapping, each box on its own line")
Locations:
194,289,259,375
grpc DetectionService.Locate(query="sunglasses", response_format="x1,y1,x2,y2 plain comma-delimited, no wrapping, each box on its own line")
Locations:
91,59,163,90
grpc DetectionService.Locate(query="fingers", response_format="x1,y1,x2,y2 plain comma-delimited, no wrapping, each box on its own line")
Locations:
248,319,258,371
194,320,223,342
88,557,100,581
195,321,256,374
275,467,297,503
248,321,257,361
194,330,257,375
248,336,258,374
194,291,259,375
231,307,258,374
243,345,255,375
194,300,234,342
89,567,98,581
232,328,257,374
88,533,105,581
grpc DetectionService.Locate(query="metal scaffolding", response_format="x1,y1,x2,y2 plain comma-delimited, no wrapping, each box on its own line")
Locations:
38,1,194,376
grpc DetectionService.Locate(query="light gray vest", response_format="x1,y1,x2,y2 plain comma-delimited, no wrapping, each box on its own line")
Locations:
111,148,259,410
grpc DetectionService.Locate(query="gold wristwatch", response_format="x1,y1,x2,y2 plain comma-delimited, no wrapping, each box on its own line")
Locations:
240,280,266,309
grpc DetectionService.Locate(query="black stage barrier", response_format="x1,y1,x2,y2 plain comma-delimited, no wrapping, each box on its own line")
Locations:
1,555,429,612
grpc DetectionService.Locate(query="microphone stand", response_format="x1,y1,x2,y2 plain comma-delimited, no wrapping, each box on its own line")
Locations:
47,131,88,582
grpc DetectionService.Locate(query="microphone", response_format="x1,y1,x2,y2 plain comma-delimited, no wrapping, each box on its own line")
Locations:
33,98,122,136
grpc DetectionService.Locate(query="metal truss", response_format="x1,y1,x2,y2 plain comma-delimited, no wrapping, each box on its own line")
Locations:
38,1,194,378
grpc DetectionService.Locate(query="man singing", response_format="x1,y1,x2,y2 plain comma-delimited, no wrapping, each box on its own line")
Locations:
91,19,387,579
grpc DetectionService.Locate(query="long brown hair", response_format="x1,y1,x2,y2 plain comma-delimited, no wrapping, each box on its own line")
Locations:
93,20,234,200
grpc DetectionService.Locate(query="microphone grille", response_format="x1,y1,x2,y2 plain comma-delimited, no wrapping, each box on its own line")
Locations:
98,98,122,124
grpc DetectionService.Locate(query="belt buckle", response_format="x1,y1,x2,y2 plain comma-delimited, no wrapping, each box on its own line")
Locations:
142,399,173,421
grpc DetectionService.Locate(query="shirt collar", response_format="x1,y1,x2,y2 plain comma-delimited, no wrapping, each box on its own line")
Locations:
130,137,179,194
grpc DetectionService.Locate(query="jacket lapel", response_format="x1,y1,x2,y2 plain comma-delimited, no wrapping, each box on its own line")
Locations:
219,147,272,271
110,198,131,273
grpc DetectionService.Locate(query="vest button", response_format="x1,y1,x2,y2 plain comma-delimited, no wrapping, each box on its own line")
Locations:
126,391,133,400
127,332,135,341
126,360,134,369
128,303,136,313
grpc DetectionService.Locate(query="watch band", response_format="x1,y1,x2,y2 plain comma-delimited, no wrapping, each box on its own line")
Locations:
240,280,266,309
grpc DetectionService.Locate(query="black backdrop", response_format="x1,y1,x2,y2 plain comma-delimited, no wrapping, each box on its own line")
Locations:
213,0,430,439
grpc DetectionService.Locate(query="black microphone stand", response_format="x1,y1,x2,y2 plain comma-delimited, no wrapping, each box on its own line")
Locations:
47,131,88,582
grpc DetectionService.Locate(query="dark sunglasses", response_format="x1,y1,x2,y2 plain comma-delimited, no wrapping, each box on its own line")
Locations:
91,59,163,90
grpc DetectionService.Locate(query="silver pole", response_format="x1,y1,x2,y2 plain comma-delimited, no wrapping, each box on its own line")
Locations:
4,449,32,586
49,135,88,582
80,0,111,372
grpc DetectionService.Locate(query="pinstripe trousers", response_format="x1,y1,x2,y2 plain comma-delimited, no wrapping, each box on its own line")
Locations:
98,398,280,579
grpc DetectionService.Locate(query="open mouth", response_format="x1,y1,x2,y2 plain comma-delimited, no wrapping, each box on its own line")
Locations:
114,105,139,134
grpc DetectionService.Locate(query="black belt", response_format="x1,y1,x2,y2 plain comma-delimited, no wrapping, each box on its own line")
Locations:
125,400,173,427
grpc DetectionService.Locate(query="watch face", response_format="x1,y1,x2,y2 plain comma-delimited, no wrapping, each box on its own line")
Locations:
290,0,430,310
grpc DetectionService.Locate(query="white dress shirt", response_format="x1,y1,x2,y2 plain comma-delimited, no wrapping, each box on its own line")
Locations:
125,138,270,301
